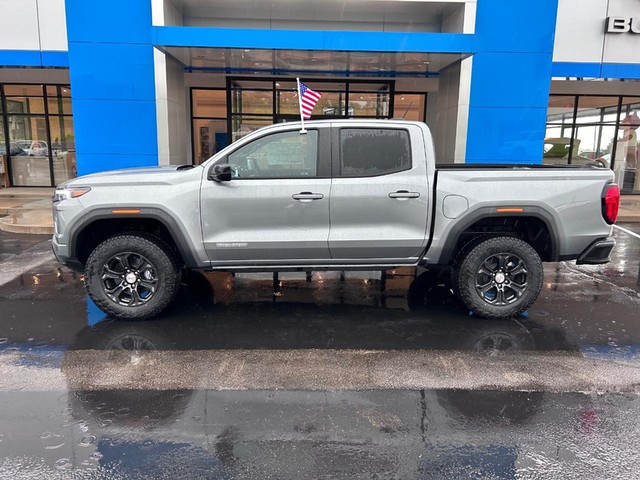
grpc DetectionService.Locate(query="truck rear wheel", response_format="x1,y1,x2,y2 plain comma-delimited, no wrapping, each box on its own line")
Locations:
85,234,181,320
454,236,543,319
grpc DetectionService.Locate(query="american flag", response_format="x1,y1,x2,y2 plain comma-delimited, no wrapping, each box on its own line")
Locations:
299,82,322,120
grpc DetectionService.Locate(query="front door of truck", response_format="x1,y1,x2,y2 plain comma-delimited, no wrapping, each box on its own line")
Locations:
328,125,430,262
201,127,331,265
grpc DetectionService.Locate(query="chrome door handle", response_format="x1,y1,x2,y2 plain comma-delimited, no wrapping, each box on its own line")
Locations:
389,190,420,199
292,192,324,200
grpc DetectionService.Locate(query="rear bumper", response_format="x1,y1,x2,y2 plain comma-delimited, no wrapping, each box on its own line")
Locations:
576,237,616,265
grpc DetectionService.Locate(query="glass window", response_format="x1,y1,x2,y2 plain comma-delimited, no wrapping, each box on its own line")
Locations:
545,93,640,193
340,128,411,177
348,91,390,117
47,85,71,97
230,116,273,142
49,115,76,184
227,130,318,178
315,92,345,117
547,96,574,123
5,97,45,114
4,85,43,96
231,89,272,115
542,126,571,164
573,125,616,165
575,96,619,124
276,89,300,115
8,115,51,186
0,122,5,155
192,89,226,118
47,96,73,115
614,106,640,192
621,97,640,116
193,119,228,164
394,94,426,121
0,83,74,187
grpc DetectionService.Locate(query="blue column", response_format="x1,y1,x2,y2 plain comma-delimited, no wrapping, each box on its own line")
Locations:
466,0,559,164
65,0,158,176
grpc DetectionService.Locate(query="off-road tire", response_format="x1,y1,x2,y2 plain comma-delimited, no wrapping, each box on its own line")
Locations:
450,234,493,298
85,233,182,320
454,236,543,319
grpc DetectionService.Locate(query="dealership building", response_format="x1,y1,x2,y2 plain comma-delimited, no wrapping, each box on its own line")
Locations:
0,0,639,192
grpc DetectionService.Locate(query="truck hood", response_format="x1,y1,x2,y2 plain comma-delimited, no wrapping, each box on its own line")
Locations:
59,165,199,188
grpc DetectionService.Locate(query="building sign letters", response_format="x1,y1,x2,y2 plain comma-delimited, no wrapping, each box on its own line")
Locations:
606,16,640,33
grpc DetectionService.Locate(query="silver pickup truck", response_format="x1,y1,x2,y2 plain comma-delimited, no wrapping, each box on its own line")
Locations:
52,120,620,320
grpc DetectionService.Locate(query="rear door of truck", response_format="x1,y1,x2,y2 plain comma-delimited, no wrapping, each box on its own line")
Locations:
328,123,431,261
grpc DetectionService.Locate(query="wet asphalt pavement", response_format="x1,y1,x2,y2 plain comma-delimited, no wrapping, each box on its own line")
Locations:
0,227,639,478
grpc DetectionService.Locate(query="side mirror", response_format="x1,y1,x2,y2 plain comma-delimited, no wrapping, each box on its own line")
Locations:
208,163,232,182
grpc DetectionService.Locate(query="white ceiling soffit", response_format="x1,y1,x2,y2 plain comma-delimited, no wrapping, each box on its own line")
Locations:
166,0,467,33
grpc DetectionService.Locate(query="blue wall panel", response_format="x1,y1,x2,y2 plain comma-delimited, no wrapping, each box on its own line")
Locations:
65,0,153,44
0,50,42,67
75,154,159,176
552,62,640,79
601,63,640,80
470,52,555,109
0,50,68,68
68,43,156,101
473,1,558,53
40,51,69,67
466,106,549,163
71,99,158,157
465,0,559,164
65,0,158,177
551,62,601,78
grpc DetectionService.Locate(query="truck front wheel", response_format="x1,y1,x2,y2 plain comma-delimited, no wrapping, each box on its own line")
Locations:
85,234,182,320
454,236,543,319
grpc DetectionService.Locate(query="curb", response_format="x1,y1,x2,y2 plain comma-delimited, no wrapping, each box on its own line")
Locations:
0,215,53,235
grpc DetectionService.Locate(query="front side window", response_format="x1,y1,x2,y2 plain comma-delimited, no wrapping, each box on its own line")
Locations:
340,128,411,176
226,130,318,178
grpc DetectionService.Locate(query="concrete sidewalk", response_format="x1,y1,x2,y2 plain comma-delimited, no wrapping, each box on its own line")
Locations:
0,187,54,234
619,195,640,223
0,187,639,235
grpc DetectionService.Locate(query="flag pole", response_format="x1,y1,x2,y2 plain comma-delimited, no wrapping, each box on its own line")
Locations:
296,77,307,134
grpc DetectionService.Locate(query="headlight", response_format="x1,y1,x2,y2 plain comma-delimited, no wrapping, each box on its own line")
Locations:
53,187,91,203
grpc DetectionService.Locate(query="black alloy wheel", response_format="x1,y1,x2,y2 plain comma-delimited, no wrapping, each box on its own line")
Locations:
85,234,182,320
101,252,159,307
474,252,528,306
456,236,543,320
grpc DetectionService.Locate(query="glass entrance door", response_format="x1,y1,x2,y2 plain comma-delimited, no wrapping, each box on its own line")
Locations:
227,78,393,142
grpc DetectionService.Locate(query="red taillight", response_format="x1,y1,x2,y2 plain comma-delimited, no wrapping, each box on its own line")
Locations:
602,184,620,224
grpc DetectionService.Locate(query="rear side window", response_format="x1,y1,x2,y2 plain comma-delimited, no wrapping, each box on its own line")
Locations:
339,128,411,177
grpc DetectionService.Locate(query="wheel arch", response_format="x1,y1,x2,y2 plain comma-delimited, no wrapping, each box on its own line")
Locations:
438,207,560,265
69,208,199,269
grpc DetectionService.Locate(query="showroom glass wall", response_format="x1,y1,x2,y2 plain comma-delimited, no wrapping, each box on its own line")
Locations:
0,84,75,187
190,78,427,164
546,95,640,193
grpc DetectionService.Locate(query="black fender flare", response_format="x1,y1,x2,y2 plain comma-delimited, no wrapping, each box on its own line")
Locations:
436,206,561,265
68,206,201,268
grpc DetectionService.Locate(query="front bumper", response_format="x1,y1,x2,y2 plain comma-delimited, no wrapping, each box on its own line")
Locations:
52,236,84,272
576,237,616,265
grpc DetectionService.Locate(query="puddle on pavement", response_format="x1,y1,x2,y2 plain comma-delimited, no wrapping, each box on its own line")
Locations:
0,388,639,479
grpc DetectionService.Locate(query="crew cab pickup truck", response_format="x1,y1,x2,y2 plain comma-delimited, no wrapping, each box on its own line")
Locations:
52,120,620,320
